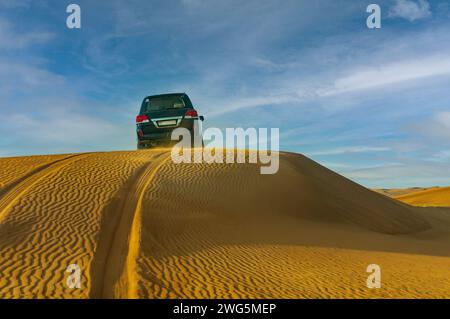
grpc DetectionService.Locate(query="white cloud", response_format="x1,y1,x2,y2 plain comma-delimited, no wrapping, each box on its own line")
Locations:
322,55,450,96
307,146,390,156
0,19,54,50
428,150,450,162
208,93,303,117
0,62,66,96
435,111,450,127
0,0,31,8
6,112,119,144
389,0,432,21
206,54,450,117
0,61,133,154
341,162,450,188
0,103,135,155
411,111,450,141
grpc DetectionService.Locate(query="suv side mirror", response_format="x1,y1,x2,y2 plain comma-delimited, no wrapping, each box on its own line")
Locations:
199,115,205,121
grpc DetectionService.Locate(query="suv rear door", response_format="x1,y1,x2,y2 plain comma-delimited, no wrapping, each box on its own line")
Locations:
140,94,192,134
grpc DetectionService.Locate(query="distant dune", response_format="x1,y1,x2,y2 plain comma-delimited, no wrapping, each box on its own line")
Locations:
0,150,449,299
395,187,450,207
374,187,432,198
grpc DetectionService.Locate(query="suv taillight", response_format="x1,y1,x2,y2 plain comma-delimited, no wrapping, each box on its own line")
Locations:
185,109,198,119
136,115,149,124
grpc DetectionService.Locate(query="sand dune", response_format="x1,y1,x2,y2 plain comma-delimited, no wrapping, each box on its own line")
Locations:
374,187,431,198
0,154,71,190
0,150,449,298
0,151,157,298
395,187,450,207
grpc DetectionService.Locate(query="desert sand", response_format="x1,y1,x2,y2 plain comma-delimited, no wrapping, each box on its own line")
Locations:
374,187,432,198
0,150,449,299
394,187,450,207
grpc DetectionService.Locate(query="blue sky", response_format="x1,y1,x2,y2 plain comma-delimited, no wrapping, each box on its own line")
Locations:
0,0,449,188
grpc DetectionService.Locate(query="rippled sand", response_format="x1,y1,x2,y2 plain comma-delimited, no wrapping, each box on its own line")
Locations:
0,150,449,298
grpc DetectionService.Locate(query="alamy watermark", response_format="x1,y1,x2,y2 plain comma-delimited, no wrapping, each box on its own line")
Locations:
65,3,383,30
366,264,381,289
367,4,382,29
66,264,81,289
66,4,81,29
170,127,280,175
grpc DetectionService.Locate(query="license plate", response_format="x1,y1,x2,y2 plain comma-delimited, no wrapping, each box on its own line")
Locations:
157,120,177,127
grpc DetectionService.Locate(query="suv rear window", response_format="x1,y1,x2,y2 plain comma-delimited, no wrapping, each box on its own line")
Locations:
141,95,192,112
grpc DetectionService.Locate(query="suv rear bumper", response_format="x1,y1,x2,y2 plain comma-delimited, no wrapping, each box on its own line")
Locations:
137,122,195,146
137,131,195,148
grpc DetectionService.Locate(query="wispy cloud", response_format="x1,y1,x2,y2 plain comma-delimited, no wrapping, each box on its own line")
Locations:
307,146,390,156
208,53,450,116
0,0,31,8
342,162,450,188
427,150,450,162
0,19,54,50
321,55,450,96
0,99,135,155
435,111,450,127
389,0,432,21
209,93,302,117
410,111,450,141
0,62,66,98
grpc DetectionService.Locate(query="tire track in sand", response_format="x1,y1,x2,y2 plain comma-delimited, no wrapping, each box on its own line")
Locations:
90,151,171,299
0,153,91,224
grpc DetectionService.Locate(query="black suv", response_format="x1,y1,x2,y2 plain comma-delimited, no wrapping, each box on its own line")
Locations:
136,93,204,149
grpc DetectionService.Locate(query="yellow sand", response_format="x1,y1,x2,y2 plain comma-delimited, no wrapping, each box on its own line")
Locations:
0,151,157,298
374,187,431,197
0,154,71,189
0,150,449,299
395,187,450,207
